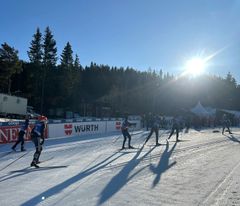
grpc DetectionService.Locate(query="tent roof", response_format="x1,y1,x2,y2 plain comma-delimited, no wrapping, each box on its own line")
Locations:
190,102,210,117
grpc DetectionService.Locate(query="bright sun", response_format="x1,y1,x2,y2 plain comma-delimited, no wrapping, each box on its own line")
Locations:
185,57,206,76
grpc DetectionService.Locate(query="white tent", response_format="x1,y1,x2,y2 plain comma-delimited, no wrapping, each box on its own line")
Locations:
190,102,210,117
205,106,216,116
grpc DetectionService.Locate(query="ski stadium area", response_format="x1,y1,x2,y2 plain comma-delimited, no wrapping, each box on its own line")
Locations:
0,127,240,206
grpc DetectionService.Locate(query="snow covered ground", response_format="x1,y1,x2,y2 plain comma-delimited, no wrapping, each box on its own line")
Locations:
0,128,240,206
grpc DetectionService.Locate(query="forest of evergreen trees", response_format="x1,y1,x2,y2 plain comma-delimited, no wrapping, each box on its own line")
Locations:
0,27,239,118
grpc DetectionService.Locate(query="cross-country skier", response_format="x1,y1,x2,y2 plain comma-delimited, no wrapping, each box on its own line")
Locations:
121,116,136,149
222,114,232,135
167,116,180,142
30,115,47,168
11,116,29,152
144,115,161,146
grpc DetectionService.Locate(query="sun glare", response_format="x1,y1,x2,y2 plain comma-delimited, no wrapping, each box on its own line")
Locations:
185,57,206,76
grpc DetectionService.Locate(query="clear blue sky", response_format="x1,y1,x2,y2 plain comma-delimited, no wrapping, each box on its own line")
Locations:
1,0,240,81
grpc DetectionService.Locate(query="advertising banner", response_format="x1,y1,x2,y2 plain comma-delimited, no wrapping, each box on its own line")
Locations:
48,121,106,138
0,119,140,143
0,124,48,144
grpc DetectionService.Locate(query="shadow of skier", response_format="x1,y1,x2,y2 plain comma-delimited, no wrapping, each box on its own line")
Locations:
0,165,68,183
20,151,127,206
98,145,156,205
225,134,240,144
150,141,177,188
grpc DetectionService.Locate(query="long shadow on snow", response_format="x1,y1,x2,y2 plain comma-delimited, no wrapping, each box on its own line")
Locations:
224,134,240,143
0,166,68,183
20,151,127,206
98,145,156,205
150,141,177,188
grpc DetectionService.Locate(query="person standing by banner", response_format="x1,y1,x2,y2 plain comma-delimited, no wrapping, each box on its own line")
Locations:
11,116,29,152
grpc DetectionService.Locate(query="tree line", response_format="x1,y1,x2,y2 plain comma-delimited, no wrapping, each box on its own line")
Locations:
0,27,239,118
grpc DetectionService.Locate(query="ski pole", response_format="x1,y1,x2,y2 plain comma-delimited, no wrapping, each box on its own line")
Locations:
112,134,122,144
0,151,30,172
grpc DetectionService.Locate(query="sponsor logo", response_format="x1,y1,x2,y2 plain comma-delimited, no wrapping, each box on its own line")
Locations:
0,125,32,144
64,124,99,135
0,126,19,143
74,124,99,133
64,124,73,136
115,121,121,130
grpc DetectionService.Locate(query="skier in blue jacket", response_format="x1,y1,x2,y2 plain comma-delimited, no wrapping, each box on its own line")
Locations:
30,116,47,168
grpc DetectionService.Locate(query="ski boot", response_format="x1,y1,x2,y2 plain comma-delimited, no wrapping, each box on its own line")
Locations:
21,147,26,152
31,161,39,168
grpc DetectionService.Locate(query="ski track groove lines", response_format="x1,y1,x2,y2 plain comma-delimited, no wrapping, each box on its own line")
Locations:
0,129,240,206
120,139,240,205
93,134,239,205
200,158,240,206
0,151,31,172
102,138,233,171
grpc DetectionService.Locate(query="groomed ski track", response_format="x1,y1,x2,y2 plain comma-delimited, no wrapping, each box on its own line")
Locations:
0,128,240,206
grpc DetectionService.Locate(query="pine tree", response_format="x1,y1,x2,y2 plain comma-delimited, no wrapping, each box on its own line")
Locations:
159,69,163,80
60,42,73,68
0,43,22,93
226,72,237,88
27,27,42,65
41,27,57,113
74,54,81,69
43,26,57,68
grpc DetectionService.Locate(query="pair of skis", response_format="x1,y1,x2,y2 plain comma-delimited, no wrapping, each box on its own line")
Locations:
9,157,67,173
30,156,55,168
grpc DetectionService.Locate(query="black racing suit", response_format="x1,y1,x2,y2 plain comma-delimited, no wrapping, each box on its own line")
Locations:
12,119,29,151
168,119,179,141
121,119,135,149
145,117,160,145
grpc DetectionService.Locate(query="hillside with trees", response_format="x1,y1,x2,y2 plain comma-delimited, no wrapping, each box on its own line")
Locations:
0,27,239,118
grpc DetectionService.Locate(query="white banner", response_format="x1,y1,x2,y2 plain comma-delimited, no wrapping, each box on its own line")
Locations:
0,119,142,142
48,121,106,138
48,120,141,139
